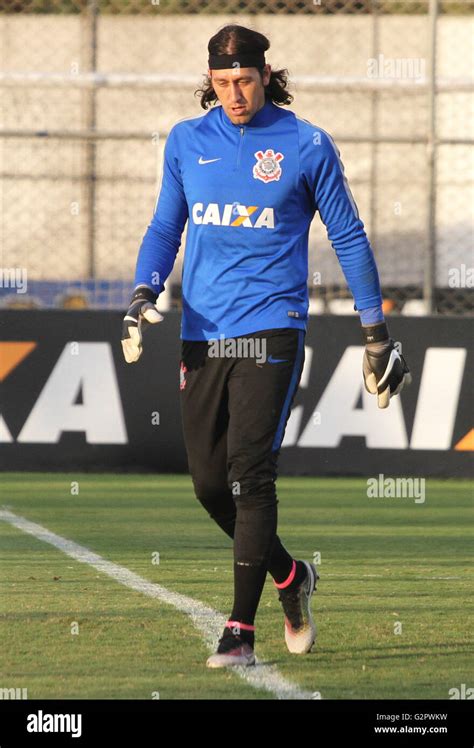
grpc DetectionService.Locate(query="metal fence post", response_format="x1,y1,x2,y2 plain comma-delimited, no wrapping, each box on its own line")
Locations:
82,0,98,279
426,0,439,313
369,0,380,256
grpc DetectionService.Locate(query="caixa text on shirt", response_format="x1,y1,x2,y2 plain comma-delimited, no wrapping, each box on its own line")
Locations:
26,710,82,738
192,202,275,228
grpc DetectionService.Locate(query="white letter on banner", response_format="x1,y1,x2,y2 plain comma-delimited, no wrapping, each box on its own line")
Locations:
297,346,408,448
18,343,127,444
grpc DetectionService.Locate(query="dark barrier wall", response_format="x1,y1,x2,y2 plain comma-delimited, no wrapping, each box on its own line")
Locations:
0,310,472,476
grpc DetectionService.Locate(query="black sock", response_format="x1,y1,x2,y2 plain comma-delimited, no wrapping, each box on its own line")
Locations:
275,559,307,590
267,535,297,583
228,560,266,647
223,620,255,649
231,487,278,635
291,560,308,588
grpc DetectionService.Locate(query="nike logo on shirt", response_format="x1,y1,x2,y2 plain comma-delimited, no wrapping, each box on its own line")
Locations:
198,156,222,164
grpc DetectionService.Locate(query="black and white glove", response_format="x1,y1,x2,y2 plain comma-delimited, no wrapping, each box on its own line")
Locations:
121,285,163,364
362,322,412,409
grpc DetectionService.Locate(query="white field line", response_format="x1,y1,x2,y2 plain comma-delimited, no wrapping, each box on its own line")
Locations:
0,508,316,701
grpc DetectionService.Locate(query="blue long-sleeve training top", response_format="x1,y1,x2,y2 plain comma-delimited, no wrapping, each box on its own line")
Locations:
134,98,384,340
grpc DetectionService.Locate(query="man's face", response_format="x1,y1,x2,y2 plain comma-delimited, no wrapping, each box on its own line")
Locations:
209,64,271,124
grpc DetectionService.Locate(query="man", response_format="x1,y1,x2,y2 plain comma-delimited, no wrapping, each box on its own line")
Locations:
121,25,411,668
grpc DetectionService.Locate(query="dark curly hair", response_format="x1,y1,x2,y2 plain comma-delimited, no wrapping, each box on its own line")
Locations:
194,24,294,110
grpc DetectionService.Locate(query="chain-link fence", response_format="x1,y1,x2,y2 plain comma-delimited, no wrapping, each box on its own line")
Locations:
0,0,473,314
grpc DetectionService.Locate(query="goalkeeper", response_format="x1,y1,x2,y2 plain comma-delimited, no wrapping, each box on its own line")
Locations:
122,24,411,668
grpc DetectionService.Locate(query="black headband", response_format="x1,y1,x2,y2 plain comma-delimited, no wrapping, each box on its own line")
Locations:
208,52,266,70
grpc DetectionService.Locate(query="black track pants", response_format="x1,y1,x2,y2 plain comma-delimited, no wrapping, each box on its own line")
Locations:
179,327,305,584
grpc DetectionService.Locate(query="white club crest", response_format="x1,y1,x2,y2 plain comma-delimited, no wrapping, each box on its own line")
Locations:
253,149,284,183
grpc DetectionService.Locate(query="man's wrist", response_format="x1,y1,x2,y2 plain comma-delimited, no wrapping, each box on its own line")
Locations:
358,302,388,344
361,321,390,345
130,284,158,305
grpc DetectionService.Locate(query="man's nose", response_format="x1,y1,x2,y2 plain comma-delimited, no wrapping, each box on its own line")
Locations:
230,82,243,101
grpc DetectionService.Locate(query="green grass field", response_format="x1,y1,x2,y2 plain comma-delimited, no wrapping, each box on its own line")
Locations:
0,473,472,700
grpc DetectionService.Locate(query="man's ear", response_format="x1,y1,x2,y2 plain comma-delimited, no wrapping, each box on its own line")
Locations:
208,69,215,92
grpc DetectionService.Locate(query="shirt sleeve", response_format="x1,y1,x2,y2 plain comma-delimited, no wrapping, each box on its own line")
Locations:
301,127,383,314
134,124,189,296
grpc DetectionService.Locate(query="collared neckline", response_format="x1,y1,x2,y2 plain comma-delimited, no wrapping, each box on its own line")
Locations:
218,98,281,130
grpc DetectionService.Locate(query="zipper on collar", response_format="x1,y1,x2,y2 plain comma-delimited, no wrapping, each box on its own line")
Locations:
234,126,245,171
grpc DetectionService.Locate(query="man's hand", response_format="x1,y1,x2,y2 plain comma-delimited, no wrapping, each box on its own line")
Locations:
121,286,163,363
362,322,412,409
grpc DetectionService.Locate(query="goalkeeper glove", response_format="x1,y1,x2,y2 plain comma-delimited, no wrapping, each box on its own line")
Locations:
362,321,412,409
121,285,163,364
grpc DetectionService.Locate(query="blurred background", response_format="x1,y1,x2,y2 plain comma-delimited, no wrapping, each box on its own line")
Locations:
0,0,472,315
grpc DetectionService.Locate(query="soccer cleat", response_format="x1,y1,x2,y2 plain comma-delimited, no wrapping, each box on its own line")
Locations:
206,631,256,668
276,560,319,654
